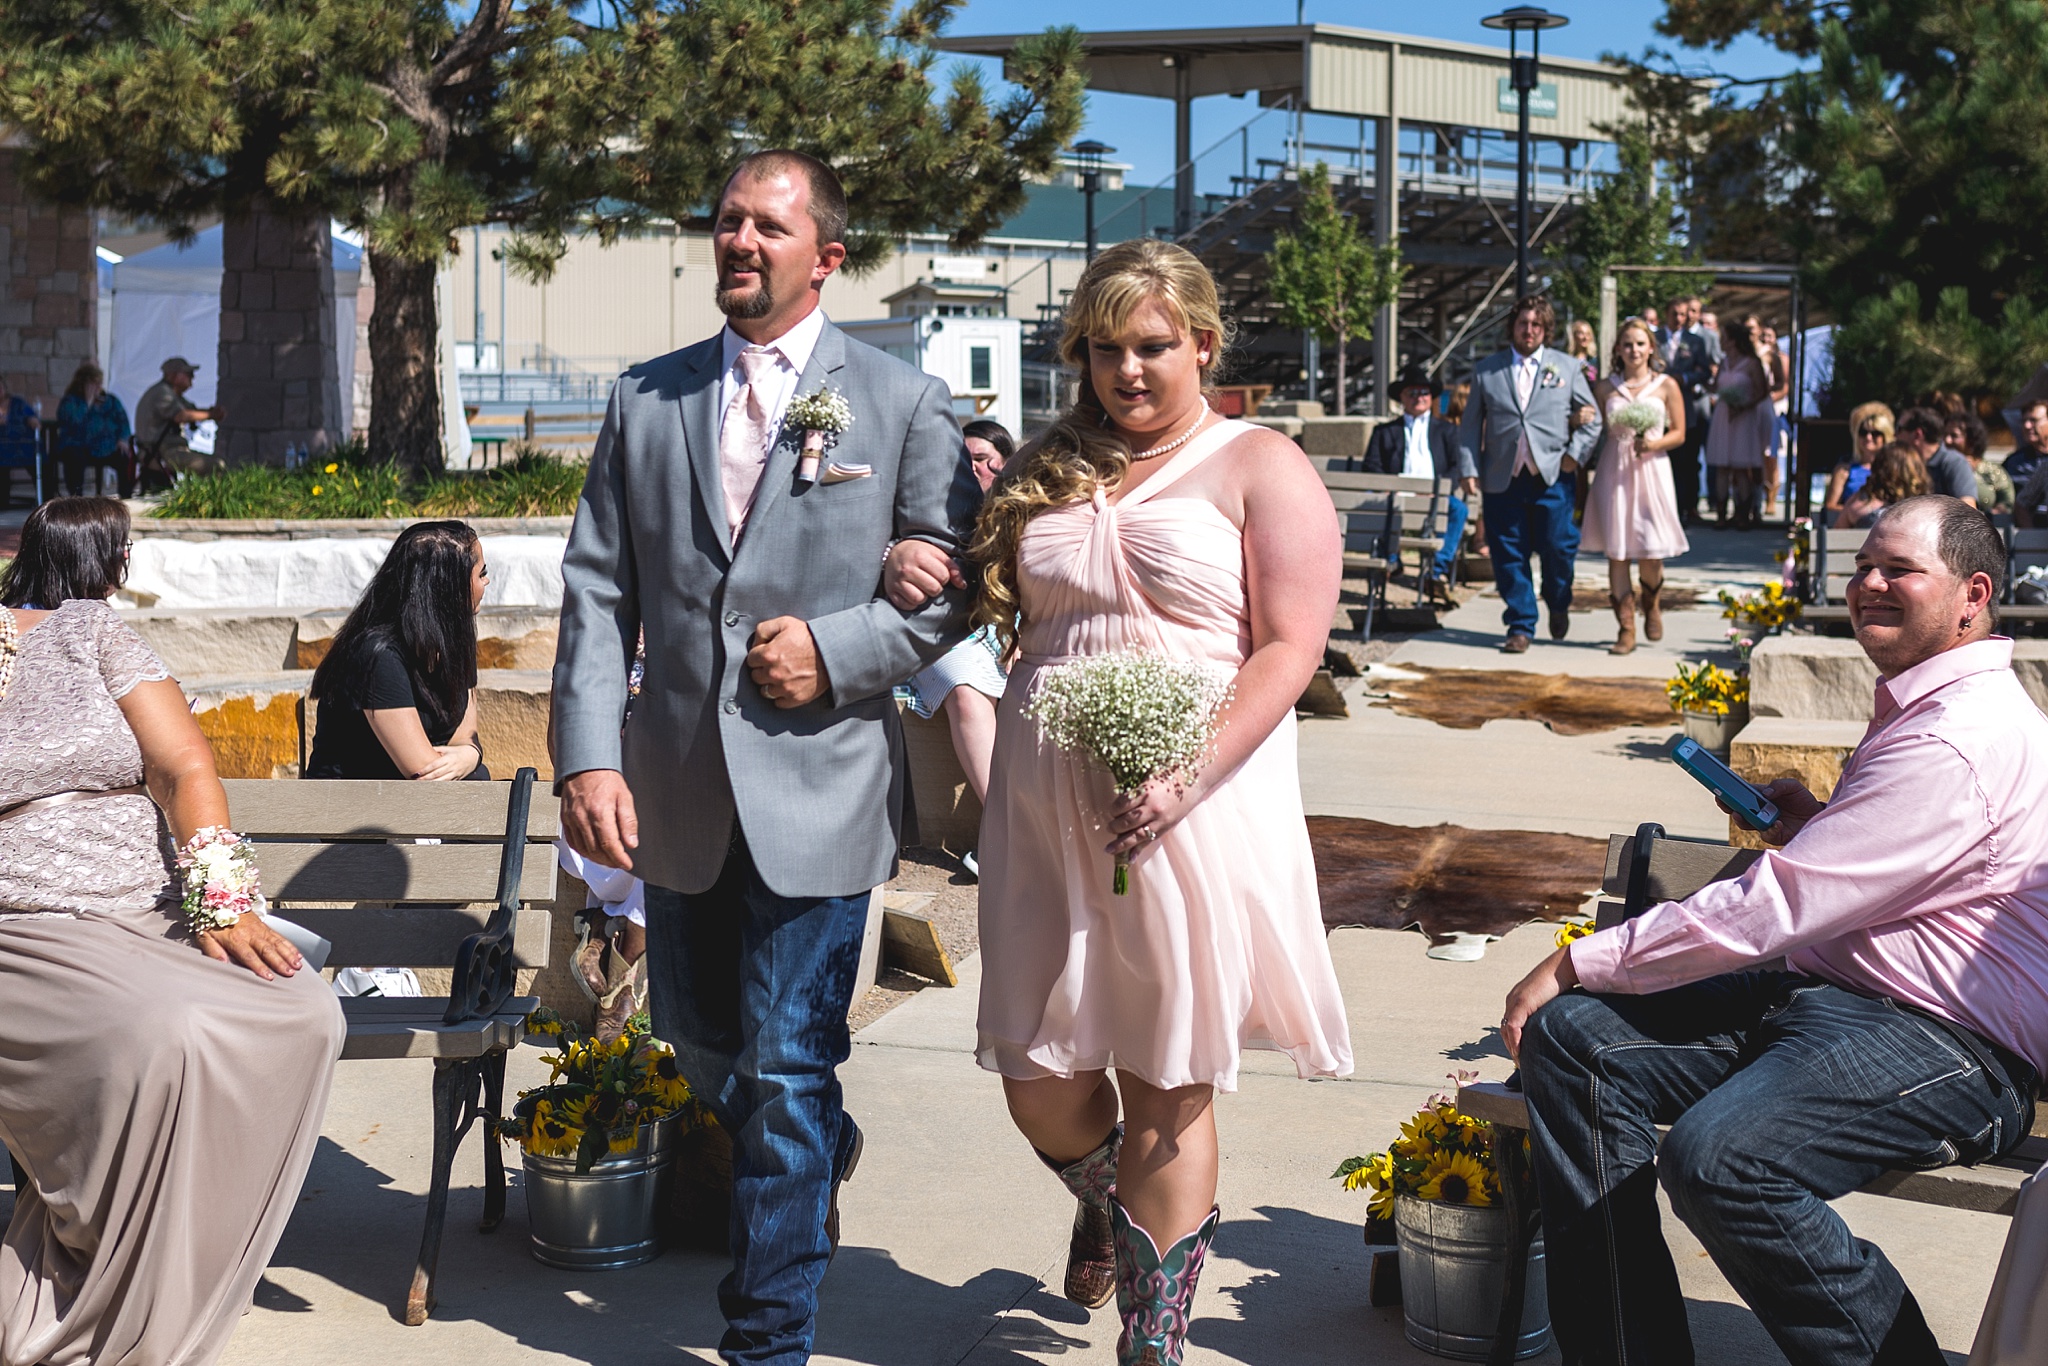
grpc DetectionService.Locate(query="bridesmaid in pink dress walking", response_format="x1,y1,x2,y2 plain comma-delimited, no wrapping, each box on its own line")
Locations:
960,240,1351,1364
1580,317,1689,654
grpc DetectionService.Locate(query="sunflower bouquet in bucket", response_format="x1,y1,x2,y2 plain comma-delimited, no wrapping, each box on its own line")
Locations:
501,1006,712,1172
1332,1079,1507,1223
1022,649,1234,894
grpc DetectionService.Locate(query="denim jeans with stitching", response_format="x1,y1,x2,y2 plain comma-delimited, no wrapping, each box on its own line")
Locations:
1522,972,2036,1366
644,839,869,1366
1482,469,1579,636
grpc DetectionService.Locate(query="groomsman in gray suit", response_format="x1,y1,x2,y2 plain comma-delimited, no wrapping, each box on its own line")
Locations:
552,150,978,1364
1459,295,1604,652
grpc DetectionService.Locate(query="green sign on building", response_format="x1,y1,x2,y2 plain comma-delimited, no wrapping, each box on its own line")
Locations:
1497,78,1559,119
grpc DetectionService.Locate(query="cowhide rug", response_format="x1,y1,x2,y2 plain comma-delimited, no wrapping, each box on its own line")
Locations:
1368,666,1675,736
1308,815,1607,940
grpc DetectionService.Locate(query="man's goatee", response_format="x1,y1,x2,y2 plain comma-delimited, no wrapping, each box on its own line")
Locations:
717,282,775,320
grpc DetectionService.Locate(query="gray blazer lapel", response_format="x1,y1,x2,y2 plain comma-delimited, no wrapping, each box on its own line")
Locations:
679,337,731,562
756,321,850,512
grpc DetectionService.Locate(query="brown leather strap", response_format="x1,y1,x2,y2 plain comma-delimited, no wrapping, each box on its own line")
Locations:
0,785,149,825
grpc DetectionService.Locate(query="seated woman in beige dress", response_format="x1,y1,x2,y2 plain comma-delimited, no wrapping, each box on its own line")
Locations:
0,497,345,1366
889,241,1352,1365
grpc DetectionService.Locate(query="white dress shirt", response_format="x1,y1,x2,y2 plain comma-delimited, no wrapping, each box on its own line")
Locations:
1401,413,1436,479
716,306,827,454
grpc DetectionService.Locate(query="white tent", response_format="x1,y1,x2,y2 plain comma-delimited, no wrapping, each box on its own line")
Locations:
109,223,361,435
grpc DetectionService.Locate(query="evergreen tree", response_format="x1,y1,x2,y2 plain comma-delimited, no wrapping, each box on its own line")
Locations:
1542,127,1708,331
0,1,1084,477
1618,0,2048,406
1266,163,1402,416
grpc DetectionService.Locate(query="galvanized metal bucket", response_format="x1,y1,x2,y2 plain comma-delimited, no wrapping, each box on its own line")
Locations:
1393,1195,1551,1361
523,1115,679,1270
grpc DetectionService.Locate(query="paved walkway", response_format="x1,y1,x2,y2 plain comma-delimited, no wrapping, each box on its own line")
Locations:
188,520,2005,1363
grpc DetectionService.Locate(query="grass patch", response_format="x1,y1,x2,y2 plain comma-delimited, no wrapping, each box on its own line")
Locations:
150,442,585,520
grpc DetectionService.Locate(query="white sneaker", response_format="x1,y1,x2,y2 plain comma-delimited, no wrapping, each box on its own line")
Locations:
962,849,979,880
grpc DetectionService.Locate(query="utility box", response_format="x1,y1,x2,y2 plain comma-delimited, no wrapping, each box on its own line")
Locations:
839,281,1023,439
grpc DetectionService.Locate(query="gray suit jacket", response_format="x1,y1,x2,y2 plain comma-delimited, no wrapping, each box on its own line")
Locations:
1459,346,1602,494
1658,328,1717,428
552,317,979,898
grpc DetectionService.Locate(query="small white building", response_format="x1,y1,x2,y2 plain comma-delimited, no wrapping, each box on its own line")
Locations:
838,277,1024,440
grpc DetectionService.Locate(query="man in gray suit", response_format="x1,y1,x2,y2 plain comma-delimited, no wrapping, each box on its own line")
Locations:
552,150,977,1365
1460,295,1603,652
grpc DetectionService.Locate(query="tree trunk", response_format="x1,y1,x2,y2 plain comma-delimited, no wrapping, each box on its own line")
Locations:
367,249,443,482
1334,322,1348,416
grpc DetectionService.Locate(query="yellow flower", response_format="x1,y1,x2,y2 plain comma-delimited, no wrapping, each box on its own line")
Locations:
324,462,338,474
1555,917,1595,948
647,1052,691,1108
311,485,323,496
1418,1151,1494,1207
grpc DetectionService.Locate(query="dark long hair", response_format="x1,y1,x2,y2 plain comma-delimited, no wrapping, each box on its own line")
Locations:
310,520,479,735
0,497,129,607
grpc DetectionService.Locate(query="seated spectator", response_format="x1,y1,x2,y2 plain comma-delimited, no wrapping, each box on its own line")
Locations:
1365,365,1471,598
1502,495,2046,1366
2010,401,2048,523
1827,402,1892,514
304,520,489,780
1898,405,1978,506
54,362,133,498
1835,442,1927,529
1947,412,2012,515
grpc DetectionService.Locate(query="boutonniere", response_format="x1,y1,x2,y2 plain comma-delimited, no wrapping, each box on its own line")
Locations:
785,387,855,485
1539,363,1564,389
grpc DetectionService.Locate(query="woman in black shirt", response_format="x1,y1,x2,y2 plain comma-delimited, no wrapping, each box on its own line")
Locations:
305,521,489,780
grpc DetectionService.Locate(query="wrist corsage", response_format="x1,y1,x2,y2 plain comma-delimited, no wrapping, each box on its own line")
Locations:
178,826,267,937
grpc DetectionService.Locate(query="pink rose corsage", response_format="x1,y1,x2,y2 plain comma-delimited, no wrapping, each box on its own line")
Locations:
177,826,267,937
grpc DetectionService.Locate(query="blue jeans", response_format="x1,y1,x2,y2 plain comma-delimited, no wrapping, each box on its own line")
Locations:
1482,470,1578,635
645,841,870,1366
1431,494,1469,579
1522,973,2036,1366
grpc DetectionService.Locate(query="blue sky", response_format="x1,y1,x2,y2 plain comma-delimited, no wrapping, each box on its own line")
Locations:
945,0,1797,190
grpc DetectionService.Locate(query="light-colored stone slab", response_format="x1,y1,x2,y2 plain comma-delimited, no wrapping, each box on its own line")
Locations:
1299,416,1379,458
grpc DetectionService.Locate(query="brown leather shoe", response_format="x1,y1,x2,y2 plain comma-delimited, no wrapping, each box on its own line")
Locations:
1502,632,1532,654
826,1119,863,1261
1548,604,1570,640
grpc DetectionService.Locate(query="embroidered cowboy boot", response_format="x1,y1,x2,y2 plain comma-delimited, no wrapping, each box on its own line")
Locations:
1110,1197,1220,1366
1608,591,1637,655
1038,1125,1121,1308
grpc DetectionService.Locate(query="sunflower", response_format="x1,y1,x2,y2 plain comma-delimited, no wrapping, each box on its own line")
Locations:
1417,1151,1494,1207
646,1052,692,1109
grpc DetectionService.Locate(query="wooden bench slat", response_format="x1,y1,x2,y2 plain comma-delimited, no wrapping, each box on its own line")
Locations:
224,779,561,839
1600,833,1759,902
283,906,551,969
338,996,537,1060
255,841,557,905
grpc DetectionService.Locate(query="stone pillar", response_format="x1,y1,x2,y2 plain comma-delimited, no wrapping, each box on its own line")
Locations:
216,203,344,465
0,149,98,414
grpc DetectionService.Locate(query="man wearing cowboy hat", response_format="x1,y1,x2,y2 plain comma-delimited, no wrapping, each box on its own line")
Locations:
1365,363,1476,596
136,356,221,477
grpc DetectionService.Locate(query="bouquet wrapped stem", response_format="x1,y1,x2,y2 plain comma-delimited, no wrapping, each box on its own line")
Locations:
1023,650,1234,895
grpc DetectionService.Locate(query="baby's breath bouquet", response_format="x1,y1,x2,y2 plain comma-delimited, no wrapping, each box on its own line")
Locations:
1023,649,1234,894
501,1007,710,1172
1607,399,1666,444
785,387,854,484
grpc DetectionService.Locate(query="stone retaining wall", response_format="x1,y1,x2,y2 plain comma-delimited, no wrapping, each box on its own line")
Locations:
1752,635,2048,720
129,605,560,676
135,515,574,542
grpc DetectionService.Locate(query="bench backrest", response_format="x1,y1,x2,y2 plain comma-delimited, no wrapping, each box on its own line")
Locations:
223,779,562,970
1813,523,1868,605
1321,469,1450,498
2008,528,2048,603
1599,824,1759,926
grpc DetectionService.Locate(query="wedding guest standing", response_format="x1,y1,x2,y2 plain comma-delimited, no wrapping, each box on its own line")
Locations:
1567,319,1600,385
1658,295,1717,525
1701,314,1774,528
304,520,489,781
0,496,344,1366
552,150,977,1366
54,362,134,498
1580,319,1688,655
1460,295,1604,652
965,240,1352,1365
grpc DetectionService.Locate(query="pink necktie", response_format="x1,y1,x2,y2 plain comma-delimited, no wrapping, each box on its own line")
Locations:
720,348,777,542
1513,357,1537,475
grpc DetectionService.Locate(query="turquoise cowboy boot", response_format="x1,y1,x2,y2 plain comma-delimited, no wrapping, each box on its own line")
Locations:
1109,1197,1221,1366
1037,1124,1122,1308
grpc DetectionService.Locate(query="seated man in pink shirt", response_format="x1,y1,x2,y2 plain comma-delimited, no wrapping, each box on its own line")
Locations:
1502,494,2047,1366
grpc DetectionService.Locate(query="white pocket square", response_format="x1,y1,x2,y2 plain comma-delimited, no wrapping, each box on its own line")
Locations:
819,461,873,484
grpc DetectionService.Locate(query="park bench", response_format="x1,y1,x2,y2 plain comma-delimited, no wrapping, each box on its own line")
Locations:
1320,469,1455,639
2001,528,2048,632
223,769,560,1326
1452,823,2048,1365
1799,521,1862,631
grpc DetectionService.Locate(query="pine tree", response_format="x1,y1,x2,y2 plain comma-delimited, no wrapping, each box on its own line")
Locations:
0,1,1085,477
1266,163,1402,416
1542,127,1708,330
1619,0,2048,406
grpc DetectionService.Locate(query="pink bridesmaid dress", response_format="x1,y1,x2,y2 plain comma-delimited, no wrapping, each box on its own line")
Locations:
975,419,1354,1093
1581,375,1691,562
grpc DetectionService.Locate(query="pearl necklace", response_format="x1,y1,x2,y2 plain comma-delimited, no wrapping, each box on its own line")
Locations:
1127,409,1210,461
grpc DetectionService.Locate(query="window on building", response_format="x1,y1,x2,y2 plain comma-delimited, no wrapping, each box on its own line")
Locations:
970,345,993,391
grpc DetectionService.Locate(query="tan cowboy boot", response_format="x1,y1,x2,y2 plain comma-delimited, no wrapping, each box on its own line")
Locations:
1640,571,1666,641
1609,592,1637,655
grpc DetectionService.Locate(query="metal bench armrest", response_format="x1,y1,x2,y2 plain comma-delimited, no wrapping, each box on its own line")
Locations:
442,767,536,1026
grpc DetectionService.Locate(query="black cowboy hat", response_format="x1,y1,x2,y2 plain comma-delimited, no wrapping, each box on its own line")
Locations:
1394,364,1439,396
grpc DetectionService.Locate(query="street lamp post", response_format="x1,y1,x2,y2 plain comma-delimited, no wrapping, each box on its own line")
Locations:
1481,6,1569,302
1073,140,1115,262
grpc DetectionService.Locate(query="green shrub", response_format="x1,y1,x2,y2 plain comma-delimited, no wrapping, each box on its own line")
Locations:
151,444,586,520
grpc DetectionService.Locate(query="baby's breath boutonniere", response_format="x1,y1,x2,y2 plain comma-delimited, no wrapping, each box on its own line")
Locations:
786,388,854,484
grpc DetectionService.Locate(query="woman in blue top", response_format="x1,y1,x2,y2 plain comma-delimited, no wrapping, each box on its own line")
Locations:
54,363,133,498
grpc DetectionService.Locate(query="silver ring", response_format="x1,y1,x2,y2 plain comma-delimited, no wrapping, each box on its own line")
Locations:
1140,826,1157,843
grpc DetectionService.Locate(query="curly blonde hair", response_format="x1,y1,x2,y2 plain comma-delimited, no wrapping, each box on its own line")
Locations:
969,239,1230,648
